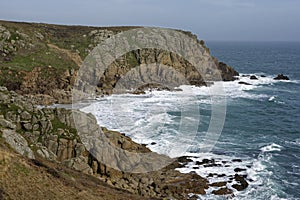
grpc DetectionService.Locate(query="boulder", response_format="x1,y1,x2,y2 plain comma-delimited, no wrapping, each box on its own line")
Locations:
20,111,31,121
63,156,93,175
1,129,35,159
238,81,252,85
250,75,258,80
212,187,233,195
274,74,289,80
0,117,16,129
234,167,247,172
210,182,227,187
232,174,249,191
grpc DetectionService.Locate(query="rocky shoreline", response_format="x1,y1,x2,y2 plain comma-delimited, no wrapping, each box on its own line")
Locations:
0,20,250,199
0,20,239,105
0,87,250,199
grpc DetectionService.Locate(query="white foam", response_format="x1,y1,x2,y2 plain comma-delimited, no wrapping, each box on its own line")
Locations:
260,143,283,152
81,89,206,157
269,96,276,102
218,74,277,100
239,74,277,85
80,74,283,158
288,138,300,146
268,95,285,104
76,72,296,199
79,86,289,199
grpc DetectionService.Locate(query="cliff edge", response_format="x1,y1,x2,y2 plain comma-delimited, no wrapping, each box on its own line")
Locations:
0,20,238,104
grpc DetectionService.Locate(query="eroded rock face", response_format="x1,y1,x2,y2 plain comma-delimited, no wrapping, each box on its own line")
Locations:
0,87,215,199
0,21,239,105
216,61,239,81
1,129,35,159
0,86,251,199
0,87,252,198
20,67,75,105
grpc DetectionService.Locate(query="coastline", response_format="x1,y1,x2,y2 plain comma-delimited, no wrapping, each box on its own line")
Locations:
0,86,250,199
0,20,248,199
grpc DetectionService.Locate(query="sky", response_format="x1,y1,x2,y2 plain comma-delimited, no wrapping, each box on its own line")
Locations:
1,0,300,41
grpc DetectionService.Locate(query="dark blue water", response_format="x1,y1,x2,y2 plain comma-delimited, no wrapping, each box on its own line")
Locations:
82,41,300,199
207,41,300,199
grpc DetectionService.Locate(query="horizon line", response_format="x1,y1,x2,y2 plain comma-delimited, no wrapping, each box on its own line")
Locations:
1,18,300,43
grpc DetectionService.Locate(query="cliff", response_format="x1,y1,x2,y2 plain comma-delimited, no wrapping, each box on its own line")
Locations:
0,20,246,199
0,87,250,199
0,20,238,104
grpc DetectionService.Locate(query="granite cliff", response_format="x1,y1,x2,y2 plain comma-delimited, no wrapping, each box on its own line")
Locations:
0,20,246,199
0,20,238,104
0,87,250,199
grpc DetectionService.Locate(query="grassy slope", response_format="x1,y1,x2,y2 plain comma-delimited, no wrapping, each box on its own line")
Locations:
0,138,154,200
0,20,144,92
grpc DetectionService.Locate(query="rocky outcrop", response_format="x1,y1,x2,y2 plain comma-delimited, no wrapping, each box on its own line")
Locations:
215,61,239,81
1,129,35,159
1,87,250,199
1,20,239,104
238,81,252,85
0,25,34,57
0,147,148,200
20,67,76,104
274,74,289,80
250,75,258,80
95,49,239,95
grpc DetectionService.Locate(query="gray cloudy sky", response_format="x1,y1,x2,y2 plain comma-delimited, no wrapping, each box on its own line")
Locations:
1,0,300,41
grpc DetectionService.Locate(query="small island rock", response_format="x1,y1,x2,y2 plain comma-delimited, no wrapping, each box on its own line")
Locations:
274,74,289,80
250,75,258,80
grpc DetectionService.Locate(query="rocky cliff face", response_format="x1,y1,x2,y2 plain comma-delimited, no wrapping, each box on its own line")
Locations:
0,87,249,199
0,20,238,104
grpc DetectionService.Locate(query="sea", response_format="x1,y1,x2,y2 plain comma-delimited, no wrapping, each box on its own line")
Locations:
80,41,300,199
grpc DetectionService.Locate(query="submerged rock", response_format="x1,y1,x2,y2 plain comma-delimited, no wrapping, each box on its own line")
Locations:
238,81,252,85
234,167,247,172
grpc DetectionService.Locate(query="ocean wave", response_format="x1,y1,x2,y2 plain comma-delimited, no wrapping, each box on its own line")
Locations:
268,96,276,102
260,143,283,152
268,95,285,104
175,151,289,199
80,90,291,199
285,138,300,146
80,76,286,158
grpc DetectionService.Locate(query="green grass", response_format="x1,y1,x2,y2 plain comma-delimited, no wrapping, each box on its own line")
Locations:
14,162,30,176
51,116,78,140
126,51,139,67
1,47,78,72
0,103,20,115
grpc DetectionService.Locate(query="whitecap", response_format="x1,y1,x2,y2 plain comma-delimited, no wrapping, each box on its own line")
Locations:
260,143,283,152
268,96,276,102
